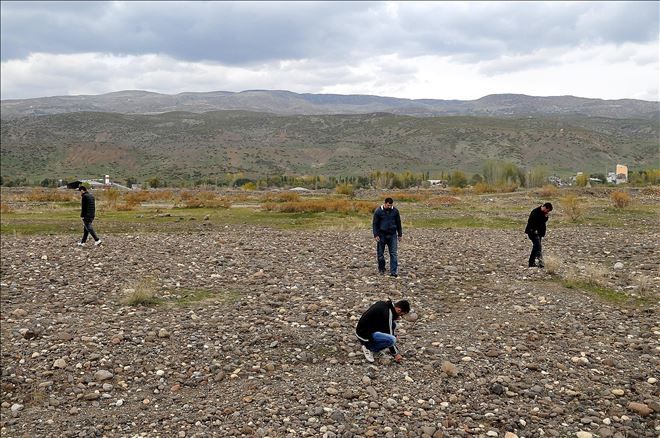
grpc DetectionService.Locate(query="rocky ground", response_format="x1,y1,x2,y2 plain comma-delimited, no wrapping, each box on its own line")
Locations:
1,225,658,437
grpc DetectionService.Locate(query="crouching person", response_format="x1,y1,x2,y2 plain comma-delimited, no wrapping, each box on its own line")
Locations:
356,299,410,363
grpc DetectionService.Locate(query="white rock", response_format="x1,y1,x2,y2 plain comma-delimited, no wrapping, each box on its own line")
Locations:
53,358,67,369
576,432,592,438
10,403,24,413
613,262,624,270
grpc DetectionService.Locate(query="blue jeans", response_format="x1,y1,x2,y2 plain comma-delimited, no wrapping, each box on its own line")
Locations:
377,234,398,274
364,331,396,352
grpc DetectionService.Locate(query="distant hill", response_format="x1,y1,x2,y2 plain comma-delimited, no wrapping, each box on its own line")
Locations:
2,90,658,120
1,110,657,183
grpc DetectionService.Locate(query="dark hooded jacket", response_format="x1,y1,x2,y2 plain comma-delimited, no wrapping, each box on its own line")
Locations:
355,300,399,355
372,205,402,238
80,191,96,219
525,205,548,237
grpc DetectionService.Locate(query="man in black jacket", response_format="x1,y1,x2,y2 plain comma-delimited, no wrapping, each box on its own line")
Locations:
356,299,410,363
372,197,403,277
525,202,552,267
78,185,101,246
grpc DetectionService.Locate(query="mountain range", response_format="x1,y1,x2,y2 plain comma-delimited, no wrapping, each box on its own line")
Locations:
1,90,658,184
2,90,658,120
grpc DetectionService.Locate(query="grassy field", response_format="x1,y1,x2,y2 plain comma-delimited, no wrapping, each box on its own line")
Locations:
1,186,657,235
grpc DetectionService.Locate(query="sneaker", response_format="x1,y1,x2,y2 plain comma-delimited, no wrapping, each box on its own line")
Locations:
77,242,85,247
390,273,398,278
94,240,102,246
361,345,374,363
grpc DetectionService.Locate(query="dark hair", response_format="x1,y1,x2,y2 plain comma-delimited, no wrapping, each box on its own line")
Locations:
395,299,410,313
384,197,394,204
78,185,88,192
543,202,553,211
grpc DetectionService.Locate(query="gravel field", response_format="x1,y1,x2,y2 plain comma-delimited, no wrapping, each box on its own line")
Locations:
1,224,658,437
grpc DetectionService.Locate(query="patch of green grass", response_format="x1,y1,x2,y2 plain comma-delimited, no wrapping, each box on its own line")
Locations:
559,279,654,307
166,288,241,307
410,215,522,229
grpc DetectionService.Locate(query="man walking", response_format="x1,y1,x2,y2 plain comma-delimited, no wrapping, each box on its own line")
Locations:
78,185,102,246
525,202,552,267
356,299,410,363
372,197,402,277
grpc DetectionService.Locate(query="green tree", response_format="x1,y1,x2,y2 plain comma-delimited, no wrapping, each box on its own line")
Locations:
147,177,163,188
527,166,549,188
575,174,588,187
448,170,468,188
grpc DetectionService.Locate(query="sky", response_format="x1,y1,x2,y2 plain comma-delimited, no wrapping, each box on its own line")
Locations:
1,1,658,101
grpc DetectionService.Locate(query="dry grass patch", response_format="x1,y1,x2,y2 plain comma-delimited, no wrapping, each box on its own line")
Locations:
426,196,461,208
538,185,558,198
120,277,161,306
0,203,13,214
25,188,75,202
542,254,561,275
611,191,632,208
263,192,301,203
560,194,584,222
262,199,375,214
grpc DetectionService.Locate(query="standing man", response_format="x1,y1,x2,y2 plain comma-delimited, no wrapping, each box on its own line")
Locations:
372,197,402,277
356,299,410,363
78,185,102,246
525,202,552,267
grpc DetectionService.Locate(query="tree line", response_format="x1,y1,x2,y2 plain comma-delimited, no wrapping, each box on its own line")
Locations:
1,160,658,189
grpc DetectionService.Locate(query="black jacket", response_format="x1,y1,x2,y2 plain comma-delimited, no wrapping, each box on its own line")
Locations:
525,206,548,237
372,206,402,238
355,300,399,355
80,192,96,219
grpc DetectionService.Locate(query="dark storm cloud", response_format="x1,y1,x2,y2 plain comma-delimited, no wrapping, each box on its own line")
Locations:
1,1,658,63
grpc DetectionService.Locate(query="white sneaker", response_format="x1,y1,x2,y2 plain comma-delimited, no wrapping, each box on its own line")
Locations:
94,240,102,246
361,345,374,363
77,242,85,247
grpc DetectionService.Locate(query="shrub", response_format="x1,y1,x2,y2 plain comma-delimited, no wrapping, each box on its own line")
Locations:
543,254,561,275
560,194,584,222
575,174,589,187
103,188,121,209
0,203,13,214
335,183,355,197
538,184,558,198
611,191,631,208
120,278,160,306
241,182,257,191
25,188,75,202
473,182,495,194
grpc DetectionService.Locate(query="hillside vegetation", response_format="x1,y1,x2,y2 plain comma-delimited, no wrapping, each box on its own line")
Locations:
1,110,657,183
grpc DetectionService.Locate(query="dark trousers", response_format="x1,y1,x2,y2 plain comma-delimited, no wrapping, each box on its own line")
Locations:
528,234,543,267
82,218,99,243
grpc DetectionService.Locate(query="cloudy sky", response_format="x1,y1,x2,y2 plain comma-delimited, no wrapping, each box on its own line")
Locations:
1,1,658,101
